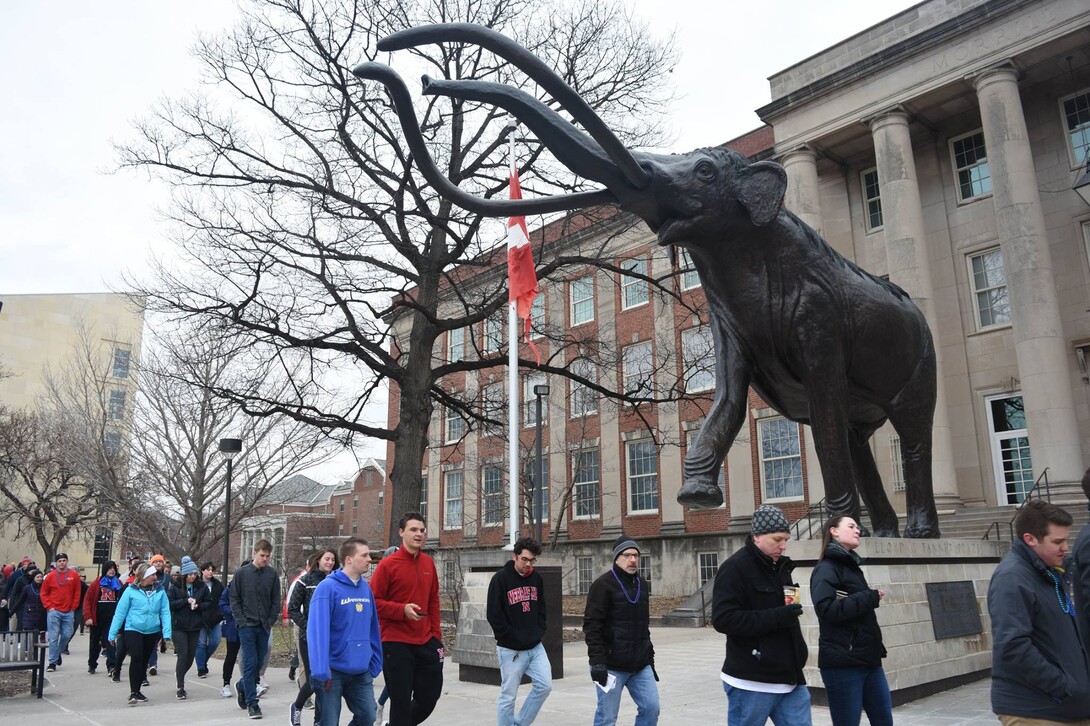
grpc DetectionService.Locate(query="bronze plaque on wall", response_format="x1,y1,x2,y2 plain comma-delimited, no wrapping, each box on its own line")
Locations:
925,580,983,640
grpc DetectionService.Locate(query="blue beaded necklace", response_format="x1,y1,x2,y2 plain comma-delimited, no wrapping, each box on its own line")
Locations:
1046,568,1074,616
611,568,641,604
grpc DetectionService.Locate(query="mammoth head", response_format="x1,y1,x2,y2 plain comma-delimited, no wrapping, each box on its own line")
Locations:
352,23,787,243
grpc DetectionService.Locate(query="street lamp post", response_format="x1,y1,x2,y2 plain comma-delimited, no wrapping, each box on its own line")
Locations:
533,383,549,544
218,438,243,580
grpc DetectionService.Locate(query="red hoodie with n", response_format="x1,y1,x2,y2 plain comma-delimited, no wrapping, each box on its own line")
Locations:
370,547,441,645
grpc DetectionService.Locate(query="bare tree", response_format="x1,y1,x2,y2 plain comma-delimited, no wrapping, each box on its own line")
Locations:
117,0,681,544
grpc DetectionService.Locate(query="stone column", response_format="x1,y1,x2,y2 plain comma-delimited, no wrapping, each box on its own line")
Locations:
973,66,1083,483
781,146,824,235
869,109,961,512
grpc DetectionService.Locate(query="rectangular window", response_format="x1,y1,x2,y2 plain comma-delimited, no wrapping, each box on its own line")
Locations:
443,562,461,595
951,130,991,202
968,247,1010,329
108,390,126,421
576,556,594,595
698,552,719,586
444,406,466,443
420,474,428,522
621,257,649,309
444,471,463,529
447,327,465,363
573,448,601,518
483,311,504,353
682,325,714,392
104,431,122,456
569,358,598,417
352,522,358,534
679,248,700,290
481,382,507,436
112,348,131,378
339,500,345,512
861,168,883,232
529,295,545,340
1061,89,1090,167
638,554,652,584
570,276,595,325
759,417,804,501
622,341,654,398
523,374,548,427
627,440,659,513
889,434,906,493
338,523,344,535
353,495,359,509
482,466,505,526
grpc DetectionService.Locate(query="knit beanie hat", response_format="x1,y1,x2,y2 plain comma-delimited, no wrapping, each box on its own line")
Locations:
170,565,182,576
612,534,640,561
180,556,199,576
751,504,790,535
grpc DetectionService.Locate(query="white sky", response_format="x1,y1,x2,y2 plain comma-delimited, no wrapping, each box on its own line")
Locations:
0,0,920,481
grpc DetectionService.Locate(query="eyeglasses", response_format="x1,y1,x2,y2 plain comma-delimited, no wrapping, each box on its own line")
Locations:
517,556,537,565
617,552,639,559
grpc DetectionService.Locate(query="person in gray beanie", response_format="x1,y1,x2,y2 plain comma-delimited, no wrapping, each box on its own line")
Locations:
712,505,811,724
583,534,659,725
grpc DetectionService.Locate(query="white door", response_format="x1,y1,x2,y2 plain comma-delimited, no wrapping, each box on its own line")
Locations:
985,393,1034,504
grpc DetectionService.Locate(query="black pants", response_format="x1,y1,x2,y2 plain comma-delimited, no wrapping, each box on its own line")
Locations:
174,629,199,688
88,623,116,671
293,637,322,721
383,639,444,726
124,630,160,695
222,639,240,686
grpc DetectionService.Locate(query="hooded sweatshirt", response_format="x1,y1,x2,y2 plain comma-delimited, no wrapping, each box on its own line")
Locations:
305,568,383,682
370,546,441,645
487,560,547,651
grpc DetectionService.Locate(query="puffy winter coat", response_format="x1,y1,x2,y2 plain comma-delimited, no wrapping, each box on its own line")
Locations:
810,543,885,668
583,565,653,673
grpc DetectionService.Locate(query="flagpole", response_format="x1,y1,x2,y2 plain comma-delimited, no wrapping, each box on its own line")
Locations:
506,116,519,550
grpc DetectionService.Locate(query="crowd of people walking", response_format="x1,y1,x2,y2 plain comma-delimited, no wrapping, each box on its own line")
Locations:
5,468,1090,726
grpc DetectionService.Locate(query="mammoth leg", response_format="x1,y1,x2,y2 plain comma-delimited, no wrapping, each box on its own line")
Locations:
848,427,899,537
887,355,941,539
679,321,751,510
803,352,861,531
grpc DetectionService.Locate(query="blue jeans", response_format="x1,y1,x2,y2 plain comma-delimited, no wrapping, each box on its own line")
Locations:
724,682,812,726
46,610,74,665
593,665,659,726
196,622,222,672
819,666,893,726
497,643,553,725
314,670,375,726
238,625,270,707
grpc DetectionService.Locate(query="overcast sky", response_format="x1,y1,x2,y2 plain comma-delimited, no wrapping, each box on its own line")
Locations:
0,0,919,480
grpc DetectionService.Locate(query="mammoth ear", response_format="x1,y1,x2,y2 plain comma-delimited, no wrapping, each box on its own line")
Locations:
738,161,787,227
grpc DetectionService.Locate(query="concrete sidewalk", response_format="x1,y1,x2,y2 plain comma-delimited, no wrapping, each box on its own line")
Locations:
3,626,996,724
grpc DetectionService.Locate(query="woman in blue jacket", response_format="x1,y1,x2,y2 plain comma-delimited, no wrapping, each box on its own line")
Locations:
218,582,242,699
109,565,172,705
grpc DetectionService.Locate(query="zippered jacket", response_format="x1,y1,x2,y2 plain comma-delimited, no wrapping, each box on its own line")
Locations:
306,568,383,681
810,543,885,668
583,565,653,672
108,584,172,641
288,569,327,639
168,580,213,632
370,547,441,644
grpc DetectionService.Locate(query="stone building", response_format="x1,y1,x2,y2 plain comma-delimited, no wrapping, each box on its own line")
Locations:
386,0,1090,598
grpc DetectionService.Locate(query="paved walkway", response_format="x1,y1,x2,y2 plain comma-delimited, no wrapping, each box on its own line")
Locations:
4,626,997,724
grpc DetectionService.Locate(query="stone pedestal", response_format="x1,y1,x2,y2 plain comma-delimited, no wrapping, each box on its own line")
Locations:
452,564,565,684
791,538,1007,704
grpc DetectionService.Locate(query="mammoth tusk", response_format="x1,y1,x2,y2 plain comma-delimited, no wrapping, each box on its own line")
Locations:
351,62,617,217
377,22,652,191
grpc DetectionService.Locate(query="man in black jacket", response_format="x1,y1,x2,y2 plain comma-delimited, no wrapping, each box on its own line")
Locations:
230,539,281,719
712,504,811,725
583,534,658,726
487,537,552,726
989,499,1090,724
195,562,225,679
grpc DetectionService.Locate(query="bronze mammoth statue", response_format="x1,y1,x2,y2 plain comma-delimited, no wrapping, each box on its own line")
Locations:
354,23,940,538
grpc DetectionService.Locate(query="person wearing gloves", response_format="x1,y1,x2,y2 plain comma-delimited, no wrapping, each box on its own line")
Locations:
168,555,212,700
306,537,382,726
108,565,172,705
712,504,811,725
83,560,123,676
583,534,658,726
810,515,892,726
487,536,552,726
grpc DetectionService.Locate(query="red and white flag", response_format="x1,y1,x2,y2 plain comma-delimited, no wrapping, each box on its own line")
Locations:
506,169,540,362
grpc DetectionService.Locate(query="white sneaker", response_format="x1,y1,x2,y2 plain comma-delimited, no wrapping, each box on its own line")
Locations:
220,684,233,698
373,704,384,726
257,679,269,697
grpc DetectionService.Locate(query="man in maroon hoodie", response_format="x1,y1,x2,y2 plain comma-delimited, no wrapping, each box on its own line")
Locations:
41,552,82,670
371,512,443,725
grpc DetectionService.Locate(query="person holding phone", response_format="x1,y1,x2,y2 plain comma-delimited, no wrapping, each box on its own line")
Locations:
371,512,443,726
810,515,891,726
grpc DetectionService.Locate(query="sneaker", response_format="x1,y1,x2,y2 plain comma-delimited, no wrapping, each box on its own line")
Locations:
88,666,97,674
112,669,121,683
220,683,233,698
289,703,302,726
46,663,56,672
374,704,384,726
197,669,208,679
237,680,247,710
248,704,263,719
177,688,187,700
128,693,138,705
149,667,157,676
142,678,150,687
133,692,148,703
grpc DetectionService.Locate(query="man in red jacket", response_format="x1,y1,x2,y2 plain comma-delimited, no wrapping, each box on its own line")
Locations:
370,512,443,726
41,552,82,670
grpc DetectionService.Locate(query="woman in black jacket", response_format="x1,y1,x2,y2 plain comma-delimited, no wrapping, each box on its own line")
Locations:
286,548,338,726
810,515,892,726
168,556,212,700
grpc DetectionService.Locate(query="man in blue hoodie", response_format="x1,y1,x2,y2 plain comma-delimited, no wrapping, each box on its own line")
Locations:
306,537,382,726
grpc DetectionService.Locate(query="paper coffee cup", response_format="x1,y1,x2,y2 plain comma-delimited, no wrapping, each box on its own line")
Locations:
784,586,800,605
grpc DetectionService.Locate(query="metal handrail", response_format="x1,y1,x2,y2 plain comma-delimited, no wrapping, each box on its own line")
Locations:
790,497,826,540
1006,467,1050,531
982,521,1003,541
